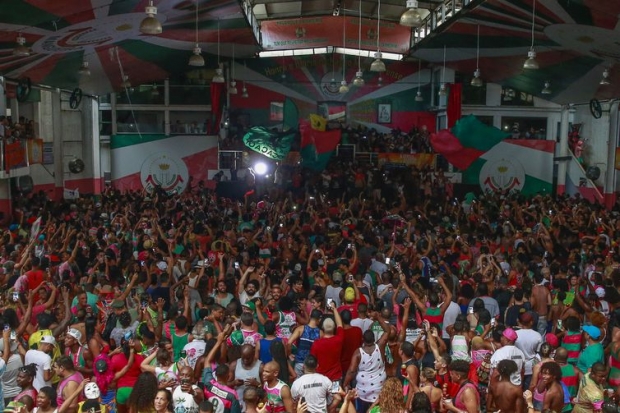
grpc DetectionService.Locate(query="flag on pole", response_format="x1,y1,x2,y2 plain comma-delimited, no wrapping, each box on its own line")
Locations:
282,98,299,131
242,127,296,160
30,216,41,241
299,120,341,171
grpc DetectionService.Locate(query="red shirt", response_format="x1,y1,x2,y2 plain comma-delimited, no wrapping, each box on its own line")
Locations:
310,326,345,381
26,269,44,300
340,326,363,375
111,352,144,388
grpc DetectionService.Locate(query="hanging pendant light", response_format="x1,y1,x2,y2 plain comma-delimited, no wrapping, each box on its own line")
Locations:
229,44,237,94
339,9,349,94
13,34,30,57
212,19,225,83
471,25,483,87
241,81,249,98
415,59,423,102
353,1,365,87
600,69,611,85
377,76,383,87
189,0,204,67
400,0,422,28
121,75,131,88
140,0,162,35
541,81,552,94
523,0,539,70
370,0,386,72
438,45,447,96
78,61,91,76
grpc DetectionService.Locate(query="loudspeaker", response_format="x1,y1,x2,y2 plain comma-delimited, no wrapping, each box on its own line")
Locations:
13,175,33,194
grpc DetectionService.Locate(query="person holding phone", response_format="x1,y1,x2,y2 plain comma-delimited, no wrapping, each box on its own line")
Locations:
172,366,203,413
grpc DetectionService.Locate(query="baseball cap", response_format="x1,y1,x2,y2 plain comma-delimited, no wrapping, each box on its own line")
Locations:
40,335,56,346
583,325,601,340
84,382,101,400
344,287,355,302
595,287,605,298
67,328,82,344
502,328,518,342
294,263,302,272
95,359,108,373
519,312,534,324
544,333,559,348
322,318,335,332
230,330,245,346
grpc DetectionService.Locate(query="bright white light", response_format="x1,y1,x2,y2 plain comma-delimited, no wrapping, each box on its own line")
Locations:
254,162,268,175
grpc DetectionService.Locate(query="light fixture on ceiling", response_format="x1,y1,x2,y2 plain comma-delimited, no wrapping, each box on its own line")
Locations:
213,19,225,83
352,0,365,87
600,68,611,85
230,44,237,94
333,1,341,16
241,81,249,98
140,0,162,35
400,0,422,28
189,0,204,67
13,34,30,57
415,59,423,102
378,76,383,87
370,0,386,72
78,61,91,76
339,9,349,93
523,0,539,70
121,75,131,88
439,45,447,96
541,81,552,94
471,24,483,87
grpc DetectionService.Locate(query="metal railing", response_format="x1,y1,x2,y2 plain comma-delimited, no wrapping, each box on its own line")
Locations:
411,0,476,47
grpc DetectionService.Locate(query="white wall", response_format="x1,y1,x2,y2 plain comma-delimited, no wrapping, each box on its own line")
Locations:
571,103,612,188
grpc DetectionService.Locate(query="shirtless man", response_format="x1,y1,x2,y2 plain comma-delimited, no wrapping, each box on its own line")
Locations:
530,273,551,336
487,359,524,413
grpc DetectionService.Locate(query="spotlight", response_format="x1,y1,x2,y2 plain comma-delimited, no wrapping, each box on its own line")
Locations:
254,162,268,175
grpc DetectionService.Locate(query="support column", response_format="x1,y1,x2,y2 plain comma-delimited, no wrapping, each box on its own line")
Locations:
0,77,6,116
52,90,64,200
605,100,619,209
556,106,571,195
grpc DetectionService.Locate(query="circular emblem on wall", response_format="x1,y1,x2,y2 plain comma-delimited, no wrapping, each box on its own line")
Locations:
320,71,343,98
140,153,188,194
479,158,525,193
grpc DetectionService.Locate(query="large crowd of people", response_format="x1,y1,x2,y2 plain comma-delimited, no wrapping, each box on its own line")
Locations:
1,169,620,413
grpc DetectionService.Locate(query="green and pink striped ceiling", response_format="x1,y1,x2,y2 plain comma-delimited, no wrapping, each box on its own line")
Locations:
0,0,618,104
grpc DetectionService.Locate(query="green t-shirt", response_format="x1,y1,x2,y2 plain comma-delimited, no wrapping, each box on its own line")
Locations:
577,342,604,373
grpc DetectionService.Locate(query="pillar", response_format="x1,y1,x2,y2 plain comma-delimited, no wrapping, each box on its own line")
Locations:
556,106,571,195
604,101,619,209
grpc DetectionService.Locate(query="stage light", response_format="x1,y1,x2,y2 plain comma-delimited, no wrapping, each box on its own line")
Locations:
254,162,268,175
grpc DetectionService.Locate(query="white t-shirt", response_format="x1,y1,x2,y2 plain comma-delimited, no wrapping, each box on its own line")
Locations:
351,318,373,334
324,285,342,308
490,345,525,386
515,329,542,375
25,350,52,391
238,290,260,306
182,340,206,369
172,384,200,413
442,301,461,340
291,372,332,413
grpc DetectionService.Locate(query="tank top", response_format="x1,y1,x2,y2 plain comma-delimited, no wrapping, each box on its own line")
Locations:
258,337,281,364
561,331,581,365
560,363,578,399
451,335,470,362
203,380,238,413
533,386,546,411
294,325,320,363
264,380,287,413
65,346,86,369
355,345,386,403
234,359,261,409
454,382,479,410
424,307,443,329
609,344,620,387
275,311,296,341
57,371,85,407
170,324,190,362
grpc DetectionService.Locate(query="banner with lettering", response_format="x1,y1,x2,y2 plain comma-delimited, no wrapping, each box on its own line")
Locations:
377,153,436,169
242,127,296,160
261,16,411,54
5,142,27,169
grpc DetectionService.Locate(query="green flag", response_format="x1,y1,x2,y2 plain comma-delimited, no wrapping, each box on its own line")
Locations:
283,98,299,131
242,126,296,160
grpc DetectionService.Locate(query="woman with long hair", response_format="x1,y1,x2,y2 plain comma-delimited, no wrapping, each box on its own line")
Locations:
153,390,173,413
140,348,179,388
269,340,293,383
32,387,57,413
113,340,141,413
126,373,158,413
85,316,110,359
368,377,406,413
